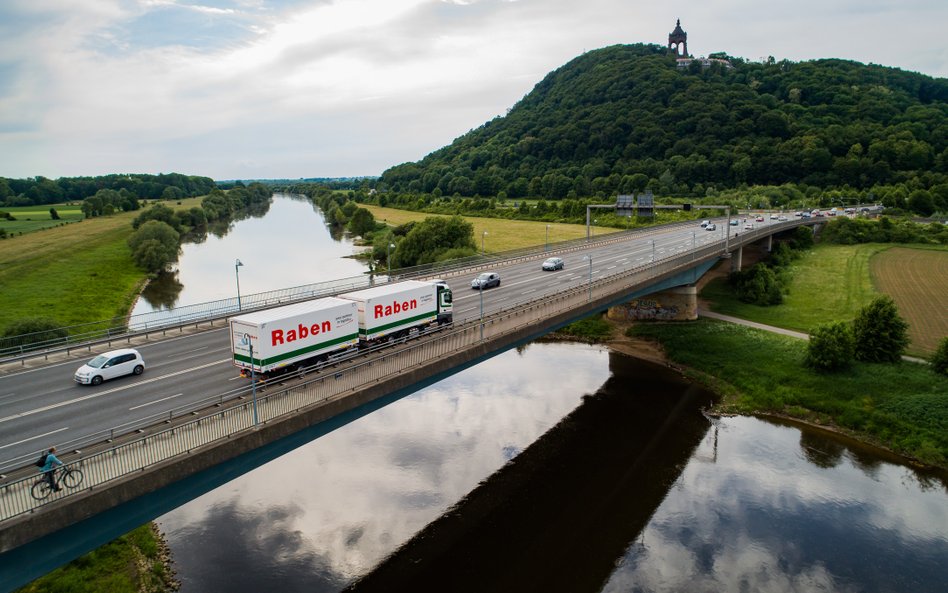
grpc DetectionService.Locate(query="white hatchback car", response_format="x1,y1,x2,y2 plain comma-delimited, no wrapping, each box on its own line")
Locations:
74,348,145,385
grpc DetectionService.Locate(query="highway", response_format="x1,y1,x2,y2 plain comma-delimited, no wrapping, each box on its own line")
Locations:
0,215,786,471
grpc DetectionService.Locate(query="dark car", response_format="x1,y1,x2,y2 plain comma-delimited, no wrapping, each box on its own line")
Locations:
471,272,501,289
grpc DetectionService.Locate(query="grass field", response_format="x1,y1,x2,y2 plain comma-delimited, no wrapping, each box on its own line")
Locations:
0,198,205,333
629,319,948,466
0,204,85,234
701,242,947,356
871,247,948,354
360,205,619,252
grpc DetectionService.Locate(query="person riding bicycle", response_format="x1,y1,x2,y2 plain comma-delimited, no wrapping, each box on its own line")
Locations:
41,446,63,491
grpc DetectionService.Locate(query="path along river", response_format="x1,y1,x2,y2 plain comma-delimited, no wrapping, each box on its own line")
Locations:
138,195,946,592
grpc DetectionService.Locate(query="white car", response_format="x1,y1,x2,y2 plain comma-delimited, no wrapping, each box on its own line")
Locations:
74,348,145,385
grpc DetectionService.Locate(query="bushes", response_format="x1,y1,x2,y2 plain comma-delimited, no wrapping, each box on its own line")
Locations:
730,264,783,305
852,295,909,362
1,317,69,351
932,338,948,375
805,321,855,371
127,221,179,274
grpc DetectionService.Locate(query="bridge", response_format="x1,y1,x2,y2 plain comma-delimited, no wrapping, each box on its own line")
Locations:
0,214,817,589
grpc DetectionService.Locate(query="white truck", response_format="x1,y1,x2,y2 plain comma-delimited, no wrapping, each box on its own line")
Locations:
229,297,360,375
337,280,453,343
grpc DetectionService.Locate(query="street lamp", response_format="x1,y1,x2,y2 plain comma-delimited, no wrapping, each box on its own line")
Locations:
235,259,244,311
248,342,259,427
545,224,551,252
651,239,655,263
478,283,485,340
482,231,488,253
387,242,395,275
583,255,592,302
592,219,597,238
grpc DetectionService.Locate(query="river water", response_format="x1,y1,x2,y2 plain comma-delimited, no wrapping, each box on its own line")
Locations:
151,195,947,592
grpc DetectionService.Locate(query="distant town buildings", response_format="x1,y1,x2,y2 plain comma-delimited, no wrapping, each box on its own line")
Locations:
667,19,733,70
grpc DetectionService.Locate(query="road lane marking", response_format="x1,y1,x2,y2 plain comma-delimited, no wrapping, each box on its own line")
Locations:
129,393,182,411
0,359,229,424
0,427,69,449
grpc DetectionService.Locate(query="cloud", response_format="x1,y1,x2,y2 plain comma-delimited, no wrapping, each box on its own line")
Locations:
0,0,945,179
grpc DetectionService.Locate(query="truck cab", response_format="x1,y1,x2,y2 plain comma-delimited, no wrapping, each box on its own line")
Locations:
429,279,453,324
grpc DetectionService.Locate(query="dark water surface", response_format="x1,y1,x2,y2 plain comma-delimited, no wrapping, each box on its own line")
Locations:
158,343,948,592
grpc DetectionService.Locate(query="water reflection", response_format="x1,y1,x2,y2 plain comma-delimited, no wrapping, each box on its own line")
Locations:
132,194,367,314
602,417,948,593
158,343,613,592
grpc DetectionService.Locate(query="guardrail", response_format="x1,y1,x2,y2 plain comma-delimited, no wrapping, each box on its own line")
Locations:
0,226,747,523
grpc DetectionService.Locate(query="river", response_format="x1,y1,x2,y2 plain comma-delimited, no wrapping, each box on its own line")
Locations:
148,195,947,592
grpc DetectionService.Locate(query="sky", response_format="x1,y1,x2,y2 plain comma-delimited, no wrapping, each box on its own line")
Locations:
1,0,946,182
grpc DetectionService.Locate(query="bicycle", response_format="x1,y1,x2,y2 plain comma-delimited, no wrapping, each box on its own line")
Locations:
31,465,84,500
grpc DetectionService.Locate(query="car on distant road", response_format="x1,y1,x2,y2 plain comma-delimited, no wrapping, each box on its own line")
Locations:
778,215,788,221
700,220,711,227
705,223,716,231
471,272,501,289
541,257,564,271
730,219,739,226
755,216,764,222
744,223,754,230
770,214,778,219
74,348,145,386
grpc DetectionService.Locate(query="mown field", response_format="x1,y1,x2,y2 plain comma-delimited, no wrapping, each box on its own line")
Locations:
701,242,948,356
360,204,618,252
0,198,205,333
871,246,948,354
0,204,85,234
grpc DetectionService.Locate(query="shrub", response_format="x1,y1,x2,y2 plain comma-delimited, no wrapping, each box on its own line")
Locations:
128,220,180,273
730,264,783,305
852,296,909,362
1,318,68,351
805,321,855,371
931,337,948,375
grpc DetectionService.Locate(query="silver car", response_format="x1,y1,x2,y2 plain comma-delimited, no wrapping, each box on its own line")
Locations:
542,257,564,271
471,272,501,289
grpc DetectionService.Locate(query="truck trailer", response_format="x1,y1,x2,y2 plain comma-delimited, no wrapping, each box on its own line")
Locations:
229,297,360,375
337,280,453,343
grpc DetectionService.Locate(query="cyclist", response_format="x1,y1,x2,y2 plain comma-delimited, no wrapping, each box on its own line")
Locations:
41,446,63,491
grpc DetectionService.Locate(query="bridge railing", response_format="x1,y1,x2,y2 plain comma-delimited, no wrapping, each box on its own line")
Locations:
0,229,734,523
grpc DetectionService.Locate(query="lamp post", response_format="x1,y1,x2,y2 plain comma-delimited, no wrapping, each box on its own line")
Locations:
235,259,244,311
583,255,592,302
592,219,597,238
387,242,395,276
651,239,655,263
478,284,485,340
545,224,551,252
482,231,488,253
248,342,259,427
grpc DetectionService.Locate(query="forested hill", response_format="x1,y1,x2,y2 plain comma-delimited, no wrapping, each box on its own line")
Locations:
380,44,948,199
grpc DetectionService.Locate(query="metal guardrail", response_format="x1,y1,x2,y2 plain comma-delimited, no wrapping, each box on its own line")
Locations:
0,224,761,522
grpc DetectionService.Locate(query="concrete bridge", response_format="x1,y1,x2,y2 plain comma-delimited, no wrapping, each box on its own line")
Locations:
0,216,816,590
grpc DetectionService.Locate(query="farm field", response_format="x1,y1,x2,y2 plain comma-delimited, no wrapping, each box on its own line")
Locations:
871,246,948,355
0,203,84,234
360,204,617,252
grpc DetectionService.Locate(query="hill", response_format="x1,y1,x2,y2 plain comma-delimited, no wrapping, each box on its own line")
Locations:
379,44,948,201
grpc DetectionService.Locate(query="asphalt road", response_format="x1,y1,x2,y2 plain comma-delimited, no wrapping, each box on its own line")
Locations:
0,214,788,471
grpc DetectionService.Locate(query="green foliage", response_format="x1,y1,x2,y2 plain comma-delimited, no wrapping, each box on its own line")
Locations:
348,207,376,237
378,44,948,198
127,220,179,273
393,215,476,267
2,172,215,208
0,317,68,351
852,295,910,362
730,264,783,305
628,319,948,466
557,314,613,341
805,321,856,371
932,337,948,375
821,216,948,245
132,203,179,231
49,207,60,220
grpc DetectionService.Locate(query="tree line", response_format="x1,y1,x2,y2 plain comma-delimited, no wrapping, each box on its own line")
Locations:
0,173,216,208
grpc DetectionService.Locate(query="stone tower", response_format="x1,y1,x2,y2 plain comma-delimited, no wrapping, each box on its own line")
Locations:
668,19,688,57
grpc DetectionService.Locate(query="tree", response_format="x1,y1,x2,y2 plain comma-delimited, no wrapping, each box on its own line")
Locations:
852,296,909,362
127,220,180,273
347,207,376,237
805,321,855,371
393,216,476,267
49,207,60,220
0,317,68,351
730,264,783,306
930,337,948,375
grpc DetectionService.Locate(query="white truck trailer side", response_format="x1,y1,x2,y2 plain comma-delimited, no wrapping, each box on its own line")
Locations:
338,280,452,342
229,297,359,374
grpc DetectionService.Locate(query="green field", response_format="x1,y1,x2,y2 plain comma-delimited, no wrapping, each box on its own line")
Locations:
0,198,205,333
629,319,948,467
700,242,948,355
361,204,618,252
0,204,85,234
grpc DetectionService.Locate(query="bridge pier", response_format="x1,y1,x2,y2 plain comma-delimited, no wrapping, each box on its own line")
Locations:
730,246,743,272
607,285,697,322
766,234,773,252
